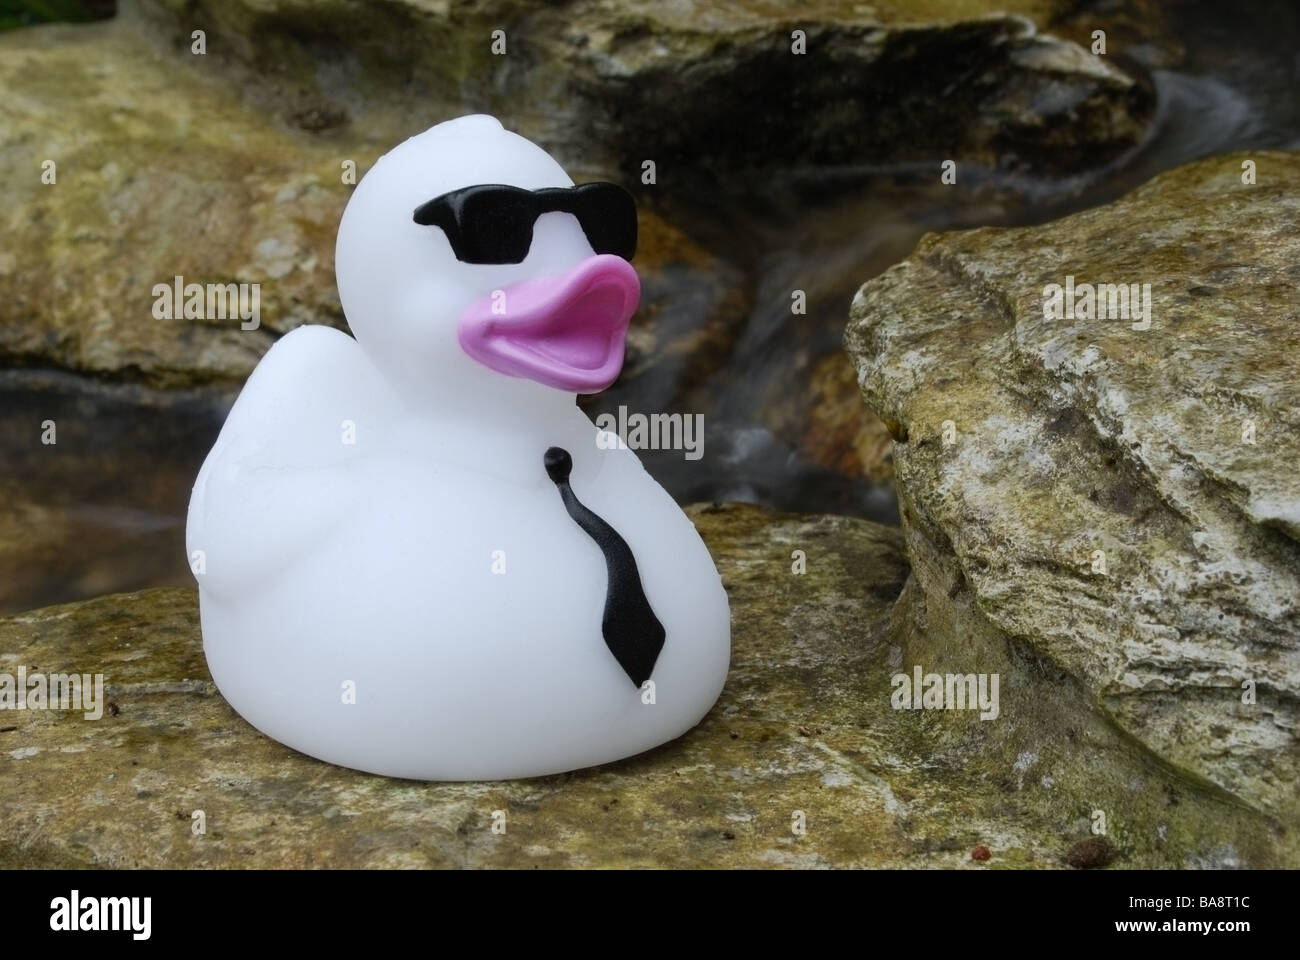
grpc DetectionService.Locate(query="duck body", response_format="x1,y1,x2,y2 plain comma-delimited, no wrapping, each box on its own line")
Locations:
187,116,731,779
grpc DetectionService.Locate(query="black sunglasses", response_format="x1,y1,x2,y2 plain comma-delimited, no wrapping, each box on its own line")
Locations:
412,182,637,265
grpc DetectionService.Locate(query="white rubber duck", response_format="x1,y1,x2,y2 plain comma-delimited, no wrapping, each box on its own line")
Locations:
186,115,731,780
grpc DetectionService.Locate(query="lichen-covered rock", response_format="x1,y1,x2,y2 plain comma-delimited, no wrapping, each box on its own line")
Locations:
0,15,343,388
846,150,1300,825
1,504,1289,867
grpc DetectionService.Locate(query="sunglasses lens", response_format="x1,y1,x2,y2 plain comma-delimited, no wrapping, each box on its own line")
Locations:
571,183,637,260
457,187,538,264
452,186,536,264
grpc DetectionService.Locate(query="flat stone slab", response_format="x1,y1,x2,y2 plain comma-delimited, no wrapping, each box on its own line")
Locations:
1,504,1286,867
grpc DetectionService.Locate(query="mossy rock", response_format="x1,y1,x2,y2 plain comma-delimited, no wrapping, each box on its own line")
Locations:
1,504,1287,867
846,150,1300,829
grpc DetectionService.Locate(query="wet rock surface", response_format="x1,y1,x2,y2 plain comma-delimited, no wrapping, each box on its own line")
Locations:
1,504,1288,867
846,150,1300,826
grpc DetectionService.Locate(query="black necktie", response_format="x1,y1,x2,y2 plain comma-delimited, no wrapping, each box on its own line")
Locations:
544,447,665,687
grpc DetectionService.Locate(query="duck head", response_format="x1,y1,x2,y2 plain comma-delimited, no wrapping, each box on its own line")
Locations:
335,115,639,416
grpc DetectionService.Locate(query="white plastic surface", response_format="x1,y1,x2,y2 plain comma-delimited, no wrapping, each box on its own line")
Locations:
186,115,732,780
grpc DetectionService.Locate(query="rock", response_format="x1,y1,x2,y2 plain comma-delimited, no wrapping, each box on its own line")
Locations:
1,504,1289,867
783,352,894,484
1066,836,1115,869
133,0,1154,186
0,15,345,388
1049,3,1184,69
1,0,1153,390
846,150,1300,826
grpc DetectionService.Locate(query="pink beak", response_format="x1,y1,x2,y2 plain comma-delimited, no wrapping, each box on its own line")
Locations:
457,254,640,393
